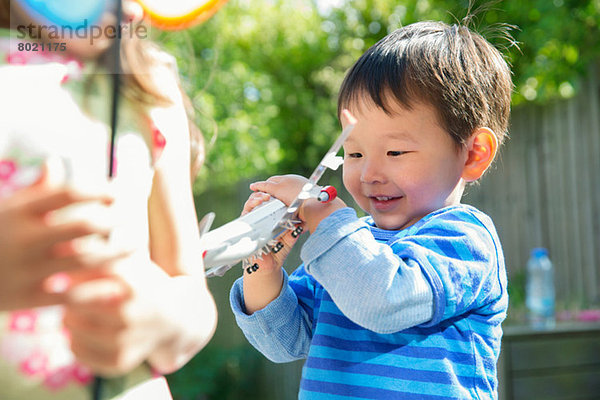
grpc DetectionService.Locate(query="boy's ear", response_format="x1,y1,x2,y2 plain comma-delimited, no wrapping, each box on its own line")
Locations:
461,127,498,182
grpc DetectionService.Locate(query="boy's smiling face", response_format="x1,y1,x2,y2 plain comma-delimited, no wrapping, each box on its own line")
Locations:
342,100,468,230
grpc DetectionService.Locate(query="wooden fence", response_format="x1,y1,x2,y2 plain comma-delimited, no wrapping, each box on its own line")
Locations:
464,62,600,310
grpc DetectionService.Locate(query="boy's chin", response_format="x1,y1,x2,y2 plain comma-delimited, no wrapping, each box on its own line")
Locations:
372,217,408,231
372,214,423,231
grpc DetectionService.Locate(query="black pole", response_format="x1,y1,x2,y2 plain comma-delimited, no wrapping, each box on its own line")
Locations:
94,0,123,399
91,376,104,400
107,0,123,179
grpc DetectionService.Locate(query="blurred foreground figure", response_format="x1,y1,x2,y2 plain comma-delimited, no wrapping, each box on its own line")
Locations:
0,0,223,398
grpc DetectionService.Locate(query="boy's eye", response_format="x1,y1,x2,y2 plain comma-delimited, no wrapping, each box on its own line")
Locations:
387,151,404,157
346,152,362,158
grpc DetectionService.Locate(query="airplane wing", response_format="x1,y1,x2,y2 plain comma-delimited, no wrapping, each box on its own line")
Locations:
202,110,356,277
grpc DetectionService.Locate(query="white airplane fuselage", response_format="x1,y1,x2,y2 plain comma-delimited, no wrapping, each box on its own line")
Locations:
200,198,287,276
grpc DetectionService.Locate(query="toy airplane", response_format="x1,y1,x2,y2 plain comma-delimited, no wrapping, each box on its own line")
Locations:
201,115,356,278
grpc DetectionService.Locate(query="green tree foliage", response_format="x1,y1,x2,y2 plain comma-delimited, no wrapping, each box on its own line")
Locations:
157,0,599,193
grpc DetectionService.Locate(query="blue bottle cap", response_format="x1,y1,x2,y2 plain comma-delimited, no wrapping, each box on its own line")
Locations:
531,247,549,258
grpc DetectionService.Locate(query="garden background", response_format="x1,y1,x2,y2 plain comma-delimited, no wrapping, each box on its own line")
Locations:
154,0,600,398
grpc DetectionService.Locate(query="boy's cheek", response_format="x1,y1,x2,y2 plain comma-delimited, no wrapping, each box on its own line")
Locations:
341,167,354,190
342,170,361,200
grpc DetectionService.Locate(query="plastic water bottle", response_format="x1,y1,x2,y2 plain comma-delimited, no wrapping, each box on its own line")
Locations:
525,248,556,329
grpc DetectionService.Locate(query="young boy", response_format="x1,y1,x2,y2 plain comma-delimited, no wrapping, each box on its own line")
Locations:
230,20,511,399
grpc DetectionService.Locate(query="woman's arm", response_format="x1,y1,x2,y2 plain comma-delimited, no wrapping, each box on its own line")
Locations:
64,77,216,376
143,93,217,373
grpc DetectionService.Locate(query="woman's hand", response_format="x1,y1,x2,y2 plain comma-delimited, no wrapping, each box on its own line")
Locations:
0,175,126,311
63,258,216,376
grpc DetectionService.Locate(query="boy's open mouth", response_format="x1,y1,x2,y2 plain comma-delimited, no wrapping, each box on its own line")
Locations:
369,195,402,210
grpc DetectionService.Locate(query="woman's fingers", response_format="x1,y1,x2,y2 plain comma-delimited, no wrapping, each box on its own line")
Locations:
24,186,114,216
63,273,163,376
65,277,131,316
26,219,111,257
0,282,67,311
64,307,148,377
41,246,132,276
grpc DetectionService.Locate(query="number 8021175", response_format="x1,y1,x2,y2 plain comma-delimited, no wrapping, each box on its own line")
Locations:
17,42,67,52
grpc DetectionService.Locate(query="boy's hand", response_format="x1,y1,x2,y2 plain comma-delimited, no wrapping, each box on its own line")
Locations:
250,174,346,234
241,191,301,274
241,186,303,314
249,174,307,206
242,174,346,314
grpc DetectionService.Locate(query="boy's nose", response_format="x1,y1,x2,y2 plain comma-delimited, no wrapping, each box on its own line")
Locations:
360,159,386,184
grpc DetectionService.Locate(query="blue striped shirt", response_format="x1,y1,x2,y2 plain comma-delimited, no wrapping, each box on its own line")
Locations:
230,205,508,399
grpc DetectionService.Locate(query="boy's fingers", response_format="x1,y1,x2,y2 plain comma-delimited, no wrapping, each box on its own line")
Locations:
241,199,256,215
252,177,281,189
253,192,271,204
265,224,305,266
241,192,271,215
282,225,304,246
249,182,264,191
249,179,278,192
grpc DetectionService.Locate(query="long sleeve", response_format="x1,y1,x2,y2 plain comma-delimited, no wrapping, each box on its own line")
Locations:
229,269,313,363
301,206,507,334
300,208,434,334
390,206,508,326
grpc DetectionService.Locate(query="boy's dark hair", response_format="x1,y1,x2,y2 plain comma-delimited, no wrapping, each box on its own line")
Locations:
338,21,512,148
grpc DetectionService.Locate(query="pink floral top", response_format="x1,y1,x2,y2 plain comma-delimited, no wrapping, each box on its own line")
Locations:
0,31,170,400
